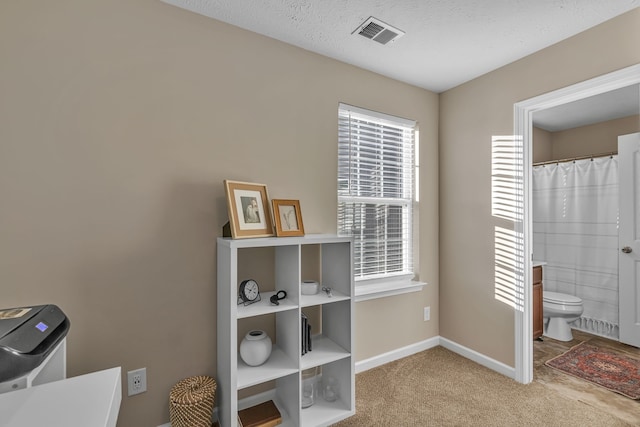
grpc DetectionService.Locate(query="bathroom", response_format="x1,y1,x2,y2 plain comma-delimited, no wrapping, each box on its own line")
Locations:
531,83,640,346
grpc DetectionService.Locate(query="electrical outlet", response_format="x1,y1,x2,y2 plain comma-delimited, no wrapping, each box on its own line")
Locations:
424,306,430,321
127,368,147,396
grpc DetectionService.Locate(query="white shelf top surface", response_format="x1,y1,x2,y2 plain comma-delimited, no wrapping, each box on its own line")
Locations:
237,291,298,318
300,289,349,307
0,367,121,427
301,397,353,426
218,234,352,248
301,335,350,370
237,347,298,389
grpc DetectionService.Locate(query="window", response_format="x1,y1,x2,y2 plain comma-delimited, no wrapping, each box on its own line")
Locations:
337,103,418,288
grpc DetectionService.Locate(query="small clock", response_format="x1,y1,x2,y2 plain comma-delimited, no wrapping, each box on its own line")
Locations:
238,279,261,306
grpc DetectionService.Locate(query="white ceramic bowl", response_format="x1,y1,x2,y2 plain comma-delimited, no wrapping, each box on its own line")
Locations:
301,280,319,295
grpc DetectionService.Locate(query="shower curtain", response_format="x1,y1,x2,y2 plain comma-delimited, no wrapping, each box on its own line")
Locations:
532,156,619,339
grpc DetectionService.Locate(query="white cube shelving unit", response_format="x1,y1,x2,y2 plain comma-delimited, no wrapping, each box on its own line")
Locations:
217,234,354,427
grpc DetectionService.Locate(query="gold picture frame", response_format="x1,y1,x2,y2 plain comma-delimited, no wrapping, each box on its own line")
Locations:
224,180,274,239
272,199,305,237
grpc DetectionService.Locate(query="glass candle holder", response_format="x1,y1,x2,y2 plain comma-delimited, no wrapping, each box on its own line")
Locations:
301,367,318,408
322,376,340,402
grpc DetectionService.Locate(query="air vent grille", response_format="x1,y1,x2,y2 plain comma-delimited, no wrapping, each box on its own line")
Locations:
353,17,405,45
359,22,384,39
373,29,400,45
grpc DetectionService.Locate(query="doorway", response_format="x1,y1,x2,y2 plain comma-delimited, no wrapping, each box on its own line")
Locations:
513,64,640,384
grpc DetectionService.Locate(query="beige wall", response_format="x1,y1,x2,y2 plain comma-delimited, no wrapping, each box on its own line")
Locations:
533,127,552,163
440,8,640,366
0,1,439,426
534,115,640,163
549,115,640,160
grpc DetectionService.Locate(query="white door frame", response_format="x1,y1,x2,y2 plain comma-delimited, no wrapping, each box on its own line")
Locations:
513,63,640,384
618,132,640,347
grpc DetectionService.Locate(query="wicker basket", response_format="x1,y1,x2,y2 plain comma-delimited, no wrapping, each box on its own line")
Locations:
169,376,217,427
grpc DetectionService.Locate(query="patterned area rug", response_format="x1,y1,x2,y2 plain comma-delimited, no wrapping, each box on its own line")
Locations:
545,342,640,399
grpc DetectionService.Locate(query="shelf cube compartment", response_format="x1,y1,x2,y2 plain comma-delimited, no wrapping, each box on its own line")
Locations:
300,358,354,427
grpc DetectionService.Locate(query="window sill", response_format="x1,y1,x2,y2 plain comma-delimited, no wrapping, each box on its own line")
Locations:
354,280,427,302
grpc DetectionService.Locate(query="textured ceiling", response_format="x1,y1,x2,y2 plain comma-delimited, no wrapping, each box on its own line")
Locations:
161,0,639,93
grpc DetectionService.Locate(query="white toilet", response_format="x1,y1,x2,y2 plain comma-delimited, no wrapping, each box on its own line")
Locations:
542,291,583,341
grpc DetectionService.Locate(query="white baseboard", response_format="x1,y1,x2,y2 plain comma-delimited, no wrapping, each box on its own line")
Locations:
355,336,440,373
158,336,514,426
439,337,516,379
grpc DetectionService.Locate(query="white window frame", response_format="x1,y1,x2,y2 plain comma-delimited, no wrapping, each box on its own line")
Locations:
337,103,425,301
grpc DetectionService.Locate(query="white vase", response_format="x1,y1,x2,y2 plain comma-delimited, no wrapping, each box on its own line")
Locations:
240,330,272,366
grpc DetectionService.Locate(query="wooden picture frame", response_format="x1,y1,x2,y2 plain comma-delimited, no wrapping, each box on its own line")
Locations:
224,180,274,239
272,199,305,237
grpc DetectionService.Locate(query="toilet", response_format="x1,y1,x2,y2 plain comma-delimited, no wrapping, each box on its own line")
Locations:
542,291,583,341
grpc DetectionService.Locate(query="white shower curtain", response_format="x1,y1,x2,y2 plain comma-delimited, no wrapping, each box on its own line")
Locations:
533,156,619,339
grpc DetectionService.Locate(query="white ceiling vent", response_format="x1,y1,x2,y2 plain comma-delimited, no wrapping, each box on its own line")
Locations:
353,17,405,45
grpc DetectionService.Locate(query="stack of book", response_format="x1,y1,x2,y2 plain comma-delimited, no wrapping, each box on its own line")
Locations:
237,400,282,427
301,313,312,355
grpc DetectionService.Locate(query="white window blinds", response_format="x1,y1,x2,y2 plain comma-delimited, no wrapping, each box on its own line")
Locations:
337,103,416,281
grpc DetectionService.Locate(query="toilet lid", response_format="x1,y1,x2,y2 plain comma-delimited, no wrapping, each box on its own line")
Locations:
543,291,582,305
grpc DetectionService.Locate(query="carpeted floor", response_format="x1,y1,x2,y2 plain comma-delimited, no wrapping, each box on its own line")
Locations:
334,346,634,426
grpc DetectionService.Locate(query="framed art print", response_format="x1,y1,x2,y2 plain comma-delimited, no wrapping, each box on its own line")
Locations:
272,199,305,237
224,180,274,239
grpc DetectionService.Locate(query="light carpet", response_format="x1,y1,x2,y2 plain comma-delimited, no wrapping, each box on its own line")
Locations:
334,346,633,426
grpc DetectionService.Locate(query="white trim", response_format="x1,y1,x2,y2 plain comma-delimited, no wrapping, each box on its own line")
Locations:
355,336,440,373
513,101,533,385
354,280,426,302
515,64,640,112
439,337,516,379
513,63,640,385
338,102,416,127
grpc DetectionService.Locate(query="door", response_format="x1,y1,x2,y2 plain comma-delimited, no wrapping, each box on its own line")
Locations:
619,132,640,347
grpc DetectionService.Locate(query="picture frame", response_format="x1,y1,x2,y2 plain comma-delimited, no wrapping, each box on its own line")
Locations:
272,199,305,237
224,180,274,239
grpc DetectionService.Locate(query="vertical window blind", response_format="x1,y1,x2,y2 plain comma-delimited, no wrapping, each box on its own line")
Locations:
337,103,416,281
